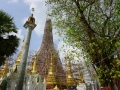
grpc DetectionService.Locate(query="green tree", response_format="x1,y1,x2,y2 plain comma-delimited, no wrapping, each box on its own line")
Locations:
0,10,19,66
46,0,120,89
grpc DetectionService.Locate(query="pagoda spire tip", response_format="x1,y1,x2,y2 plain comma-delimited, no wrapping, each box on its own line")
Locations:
46,18,51,22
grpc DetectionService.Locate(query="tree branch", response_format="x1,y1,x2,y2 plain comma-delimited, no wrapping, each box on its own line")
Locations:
74,0,96,40
83,0,95,11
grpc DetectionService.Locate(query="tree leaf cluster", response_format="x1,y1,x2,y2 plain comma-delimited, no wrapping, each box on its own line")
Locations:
0,10,19,66
46,0,120,88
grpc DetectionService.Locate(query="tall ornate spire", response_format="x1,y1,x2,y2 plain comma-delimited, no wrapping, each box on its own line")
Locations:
27,61,33,74
40,18,53,47
66,59,76,86
12,40,24,73
0,68,4,78
46,55,57,85
1,58,9,76
37,18,66,89
0,70,2,78
77,66,84,84
53,85,59,90
15,40,24,65
31,55,38,74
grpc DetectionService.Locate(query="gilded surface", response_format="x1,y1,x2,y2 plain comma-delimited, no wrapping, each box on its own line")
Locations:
31,55,38,74
15,41,24,65
27,15,35,24
53,85,59,90
66,61,76,86
117,60,120,66
77,67,84,84
0,58,9,78
46,57,58,84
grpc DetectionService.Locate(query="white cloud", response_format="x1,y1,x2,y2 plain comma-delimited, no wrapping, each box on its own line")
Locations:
17,29,24,39
9,29,24,40
7,0,18,3
22,0,61,42
23,0,46,37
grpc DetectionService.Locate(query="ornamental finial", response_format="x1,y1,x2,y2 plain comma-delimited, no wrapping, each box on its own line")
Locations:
31,8,34,12
27,7,35,24
31,8,34,16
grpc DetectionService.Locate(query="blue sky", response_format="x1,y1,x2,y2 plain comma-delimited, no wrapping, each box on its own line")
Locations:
0,1,94,81
0,0,61,51
0,0,84,63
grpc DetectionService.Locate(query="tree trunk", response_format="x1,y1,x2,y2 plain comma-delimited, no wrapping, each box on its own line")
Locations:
109,81,118,90
114,78,120,90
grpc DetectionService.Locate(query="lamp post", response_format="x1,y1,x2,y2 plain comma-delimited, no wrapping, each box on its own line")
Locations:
15,8,36,90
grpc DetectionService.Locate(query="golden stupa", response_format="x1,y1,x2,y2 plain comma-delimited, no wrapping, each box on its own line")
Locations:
15,42,24,66
0,58,9,78
0,68,4,78
27,61,33,74
46,56,58,85
13,41,24,73
117,60,120,66
53,85,59,90
77,66,84,84
66,60,76,86
31,55,38,74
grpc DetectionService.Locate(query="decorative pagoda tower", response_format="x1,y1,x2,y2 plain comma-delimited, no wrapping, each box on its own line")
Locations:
46,56,58,89
31,54,38,74
0,58,9,78
77,66,84,84
36,18,66,89
66,60,76,89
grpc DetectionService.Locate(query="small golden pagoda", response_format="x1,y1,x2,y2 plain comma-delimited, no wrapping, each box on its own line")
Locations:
13,41,24,73
77,66,84,84
0,67,4,78
31,55,38,74
0,58,9,77
53,85,59,90
15,43,23,66
117,60,120,66
46,55,58,89
66,60,76,86
27,61,33,74
3,58,9,75
0,70,2,78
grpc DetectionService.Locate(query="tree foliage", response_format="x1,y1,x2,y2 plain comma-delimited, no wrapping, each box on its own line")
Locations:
0,10,19,66
46,0,120,89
